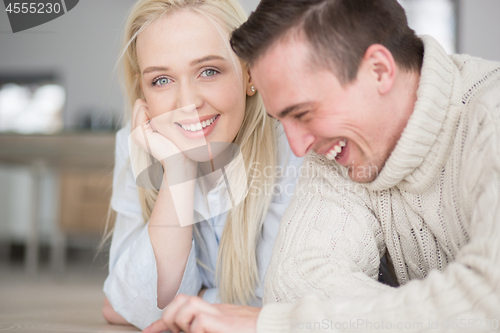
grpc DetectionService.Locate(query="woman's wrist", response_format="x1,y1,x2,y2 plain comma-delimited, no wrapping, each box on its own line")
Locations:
150,159,197,228
161,155,198,183
163,165,197,190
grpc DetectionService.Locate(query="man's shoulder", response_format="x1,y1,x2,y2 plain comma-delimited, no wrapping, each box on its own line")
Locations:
450,54,500,107
463,81,500,141
455,57,500,194
303,152,348,179
454,55,500,124
301,152,367,195
450,53,500,75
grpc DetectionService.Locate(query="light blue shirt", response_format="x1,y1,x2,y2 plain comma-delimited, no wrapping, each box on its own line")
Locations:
103,122,303,329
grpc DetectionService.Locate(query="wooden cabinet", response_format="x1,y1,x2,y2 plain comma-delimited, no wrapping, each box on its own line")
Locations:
59,171,113,234
0,131,116,272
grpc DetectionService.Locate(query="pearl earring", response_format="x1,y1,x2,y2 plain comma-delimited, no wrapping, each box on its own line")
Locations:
251,86,256,92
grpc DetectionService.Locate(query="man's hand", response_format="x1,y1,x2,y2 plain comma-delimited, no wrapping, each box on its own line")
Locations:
143,294,261,333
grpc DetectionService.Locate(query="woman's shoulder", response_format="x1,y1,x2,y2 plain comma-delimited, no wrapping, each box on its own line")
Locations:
271,122,304,205
117,121,132,137
115,121,132,159
111,121,142,215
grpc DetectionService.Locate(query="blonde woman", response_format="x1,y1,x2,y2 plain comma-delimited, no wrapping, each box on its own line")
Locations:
101,0,303,329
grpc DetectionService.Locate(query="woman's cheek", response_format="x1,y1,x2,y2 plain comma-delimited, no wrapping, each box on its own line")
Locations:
147,94,177,118
210,81,245,113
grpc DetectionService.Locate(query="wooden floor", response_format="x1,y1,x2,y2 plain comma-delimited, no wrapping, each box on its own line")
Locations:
0,263,140,332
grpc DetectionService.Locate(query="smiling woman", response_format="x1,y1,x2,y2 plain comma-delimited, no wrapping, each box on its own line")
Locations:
100,0,303,330
133,10,248,158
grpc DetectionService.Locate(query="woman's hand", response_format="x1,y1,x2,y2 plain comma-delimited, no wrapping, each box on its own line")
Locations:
130,99,183,163
130,99,197,184
143,295,260,333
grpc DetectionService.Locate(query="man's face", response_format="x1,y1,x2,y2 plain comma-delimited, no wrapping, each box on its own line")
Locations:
251,37,401,183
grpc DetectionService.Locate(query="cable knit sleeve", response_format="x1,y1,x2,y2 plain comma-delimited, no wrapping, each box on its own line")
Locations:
262,152,388,305
258,98,500,332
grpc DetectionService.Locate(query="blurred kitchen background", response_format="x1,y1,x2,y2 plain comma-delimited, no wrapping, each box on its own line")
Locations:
0,0,499,331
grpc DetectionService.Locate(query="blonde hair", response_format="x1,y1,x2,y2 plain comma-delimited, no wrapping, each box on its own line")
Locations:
116,0,277,305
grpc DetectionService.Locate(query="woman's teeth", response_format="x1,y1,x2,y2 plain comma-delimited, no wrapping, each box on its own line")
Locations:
326,139,347,160
181,115,218,132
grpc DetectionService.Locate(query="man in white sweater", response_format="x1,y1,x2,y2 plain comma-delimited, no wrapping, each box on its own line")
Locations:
144,0,500,332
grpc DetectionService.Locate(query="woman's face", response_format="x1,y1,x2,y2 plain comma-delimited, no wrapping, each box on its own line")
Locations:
136,9,249,154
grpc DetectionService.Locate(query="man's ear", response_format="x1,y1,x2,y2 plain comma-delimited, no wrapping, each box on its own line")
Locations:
362,44,396,95
245,67,257,96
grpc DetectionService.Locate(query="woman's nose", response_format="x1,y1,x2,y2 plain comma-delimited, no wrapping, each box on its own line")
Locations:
175,80,203,111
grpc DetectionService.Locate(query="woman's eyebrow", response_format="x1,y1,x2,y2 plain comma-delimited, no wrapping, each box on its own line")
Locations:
142,56,226,75
143,66,168,75
189,55,226,66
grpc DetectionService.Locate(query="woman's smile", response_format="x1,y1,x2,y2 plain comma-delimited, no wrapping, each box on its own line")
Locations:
174,114,220,140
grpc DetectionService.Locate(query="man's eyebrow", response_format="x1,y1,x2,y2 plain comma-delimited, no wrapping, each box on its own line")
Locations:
189,55,226,66
277,102,314,118
142,56,226,75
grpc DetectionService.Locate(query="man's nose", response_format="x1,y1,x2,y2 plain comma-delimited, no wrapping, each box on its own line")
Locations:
282,121,315,157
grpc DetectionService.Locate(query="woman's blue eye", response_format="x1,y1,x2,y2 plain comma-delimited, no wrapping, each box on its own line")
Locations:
201,69,218,77
154,77,171,86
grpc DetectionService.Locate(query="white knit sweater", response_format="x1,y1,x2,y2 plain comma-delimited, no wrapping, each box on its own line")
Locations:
258,36,500,332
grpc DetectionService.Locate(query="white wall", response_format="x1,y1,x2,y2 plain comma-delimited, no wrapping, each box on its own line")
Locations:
240,0,261,14
0,0,136,128
398,0,457,54
458,0,500,61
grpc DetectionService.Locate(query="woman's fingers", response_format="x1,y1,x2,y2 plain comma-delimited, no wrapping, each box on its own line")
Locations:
143,294,191,333
173,296,218,332
132,99,150,131
129,99,194,172
142,318,170,333
130,99,158,158
130,121,154,156
190,312,222,333
143,295,220,333
160,294,191,333
143,296,260,333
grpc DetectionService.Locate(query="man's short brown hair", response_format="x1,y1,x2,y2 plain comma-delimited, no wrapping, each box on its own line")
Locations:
230,0,424,84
